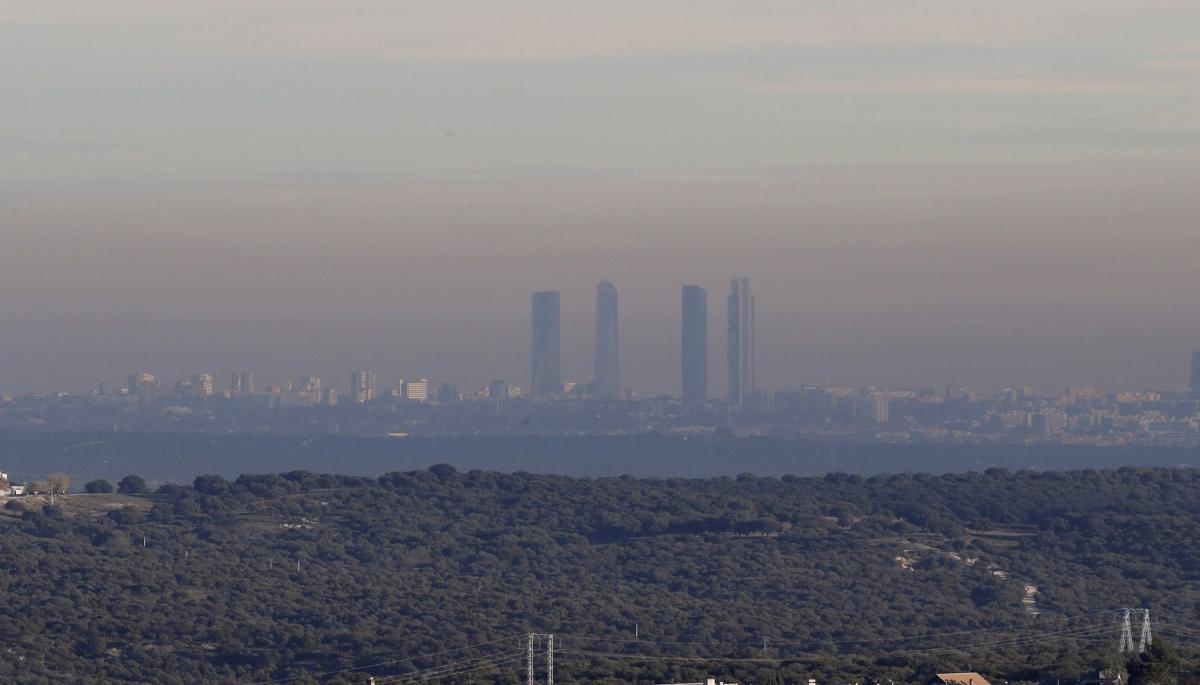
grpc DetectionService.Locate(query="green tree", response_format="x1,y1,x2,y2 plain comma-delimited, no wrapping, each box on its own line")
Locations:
1128,641,1179,685
84,479,114,494
117,475,148,494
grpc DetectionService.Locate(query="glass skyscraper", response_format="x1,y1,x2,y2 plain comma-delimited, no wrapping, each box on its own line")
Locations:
681,285,708,403
594,281,620,399
531,291,562,398
727,277,754,408
1191,351,1200,396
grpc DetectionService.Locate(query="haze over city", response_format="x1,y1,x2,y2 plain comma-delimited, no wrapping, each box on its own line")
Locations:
5,3,1200,395
9,4,1200,685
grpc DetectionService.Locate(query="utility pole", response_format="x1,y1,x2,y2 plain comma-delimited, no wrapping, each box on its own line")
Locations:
547,634,554,685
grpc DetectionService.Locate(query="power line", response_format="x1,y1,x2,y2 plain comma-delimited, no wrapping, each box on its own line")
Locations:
373,653,527,684
242,634,523,685
555,624,1111,665
239,609,1124,684
374,654,527,684
556,610,1119,650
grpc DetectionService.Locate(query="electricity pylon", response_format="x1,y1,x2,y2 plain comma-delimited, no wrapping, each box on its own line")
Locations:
527,633,555,685
1137,609,1152,654
1119,609,1135,654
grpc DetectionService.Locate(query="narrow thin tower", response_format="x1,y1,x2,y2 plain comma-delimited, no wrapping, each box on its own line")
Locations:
527,634,535,685
594,281,620,399
727,277,754,408
681,285,708,403
1190,351,1200,397
1119,608,1135,654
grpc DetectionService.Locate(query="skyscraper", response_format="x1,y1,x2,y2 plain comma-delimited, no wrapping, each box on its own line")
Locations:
594,280,620,399
128,372,155,393
404,378,430,402
531,291,561,398
681,285,708,403
190,372,215,397
1191,351,1200,395
727,277,754,408
351,369,376,403
436,382,460,403
128,372,158,407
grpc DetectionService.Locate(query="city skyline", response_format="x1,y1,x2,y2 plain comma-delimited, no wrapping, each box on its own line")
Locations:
5,279,1200,399
3,2,1200,401
5,4,1200,683
59,346,1200,404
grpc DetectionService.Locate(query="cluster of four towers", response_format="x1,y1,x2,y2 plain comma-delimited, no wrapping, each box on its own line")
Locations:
531,278,755,406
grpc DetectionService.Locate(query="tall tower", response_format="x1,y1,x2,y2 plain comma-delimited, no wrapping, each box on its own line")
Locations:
351,369,376,403
1190,351,1200,396
531,291,562,398
726,277,754,408
594,281,620,399
681,285,708,403
191,372,215,397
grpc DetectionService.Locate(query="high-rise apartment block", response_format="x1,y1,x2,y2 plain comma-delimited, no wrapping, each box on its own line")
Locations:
403,378,430,402
230,371,254,395
191,372,215,397
726,277,755,408
351,369,377,403
437,382,460,403
128,372,155,393
531,291,561,398
594,280,620,399
681,285,708,403
128,372,158,406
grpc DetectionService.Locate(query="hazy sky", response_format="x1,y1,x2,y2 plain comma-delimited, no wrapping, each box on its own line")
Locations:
2,2,1200,395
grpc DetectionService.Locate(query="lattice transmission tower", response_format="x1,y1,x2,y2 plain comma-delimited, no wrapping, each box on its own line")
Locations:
527,633,555,685
1119,609,1135,654
1119,608,1152,654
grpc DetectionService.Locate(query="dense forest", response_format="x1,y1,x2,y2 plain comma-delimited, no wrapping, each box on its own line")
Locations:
1,430,1198,484
2,466,1200,684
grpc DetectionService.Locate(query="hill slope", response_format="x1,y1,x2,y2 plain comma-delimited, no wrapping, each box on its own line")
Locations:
1,466,1198,684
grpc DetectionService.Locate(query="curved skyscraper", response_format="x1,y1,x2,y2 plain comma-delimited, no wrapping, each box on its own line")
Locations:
531,291,561,398
594,280,620,399
681,285,708,403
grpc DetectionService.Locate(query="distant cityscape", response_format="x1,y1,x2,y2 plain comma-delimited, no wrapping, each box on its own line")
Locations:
4,278,1200,447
